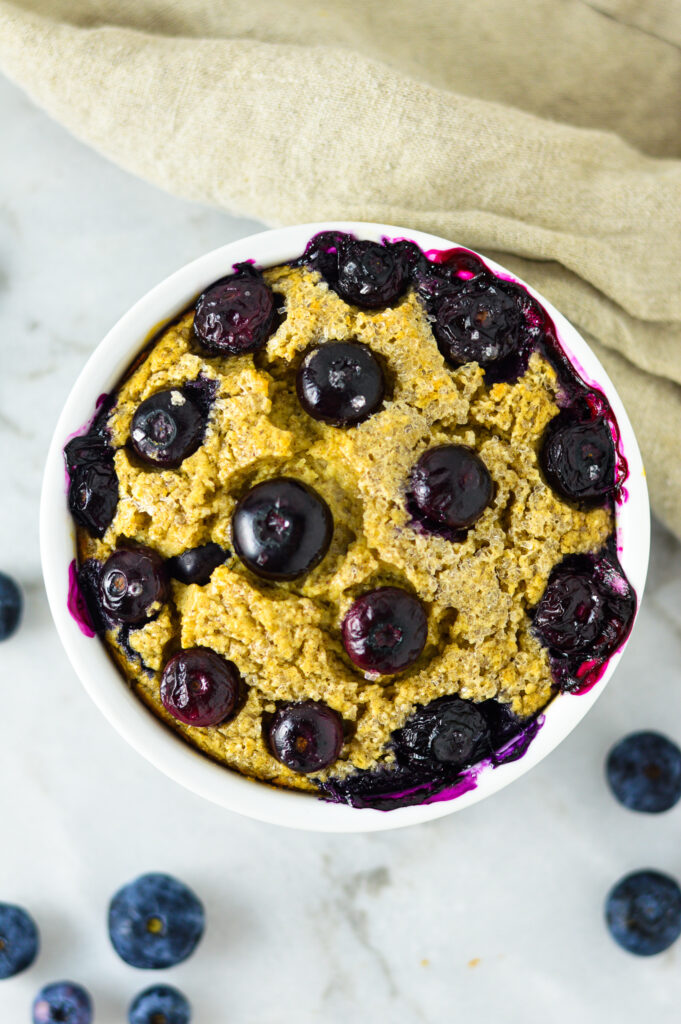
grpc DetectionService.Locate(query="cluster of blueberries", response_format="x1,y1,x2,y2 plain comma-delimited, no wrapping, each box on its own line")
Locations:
0,872,203,1022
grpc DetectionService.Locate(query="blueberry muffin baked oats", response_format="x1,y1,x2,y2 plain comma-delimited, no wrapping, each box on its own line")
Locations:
65,232,636,810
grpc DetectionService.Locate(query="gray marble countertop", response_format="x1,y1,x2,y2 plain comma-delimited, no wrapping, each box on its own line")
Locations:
2,72,681,1024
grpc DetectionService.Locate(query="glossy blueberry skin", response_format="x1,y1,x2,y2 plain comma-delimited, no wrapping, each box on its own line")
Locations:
294,230,348,281
32,981,92,1024
341,587,428,675
605,870,681,956
409,445,493,532
432,277,525,370
130,390,205,469
606,732,681,814
232,477,333,580
0,903,39,978
65,431,118,538
128,985,191,1024
267,701,344,773
393,695,489,770
194,265,276,355
335,239,409,309
296,341,385,426
109,873,205,970
541,413,616,504
166,543,230,586
161,647,242,727
0,572,23,642
99,546,168,626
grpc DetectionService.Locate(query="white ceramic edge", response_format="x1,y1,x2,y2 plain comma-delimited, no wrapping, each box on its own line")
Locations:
40,221,650,833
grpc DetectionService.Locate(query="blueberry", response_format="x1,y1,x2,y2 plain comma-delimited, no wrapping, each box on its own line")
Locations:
161,647,242,727
432,278,526,371
267,701,344,773
65,430,119,538
296,341,385,426
605,870,681,956
341,587,427,675
295,230,349,281
99,546,168,626
128,985,191,1024
130,390,205,469
166,543,230,585
32,981,92,1024
109,873,205,969
232,477,333,580
0,903,39,978
335,239,409,309
0,572,23,642
606,732,681,814
408,445,493,532
194,265,276,356
540,413,616,504
394,695,489,769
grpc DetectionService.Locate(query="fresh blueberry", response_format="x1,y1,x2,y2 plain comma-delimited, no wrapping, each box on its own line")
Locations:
605,870,681,956
99,546,168,626
408,444,493,533
296,341,385,426
130,390,205,469
128,984,191,1024
606,732,681,814
193,265,277,356
335,239,409,309
109,872,205,969
0,572,23,642
267,701,344,773
394,695,489,770
32,981,92,1024
432,278,526,371
540,413,616,504
161,647,242,727
65,430,119,538
232,477,333,580
166,543,230,586
341,587,427,674
0,903,39,978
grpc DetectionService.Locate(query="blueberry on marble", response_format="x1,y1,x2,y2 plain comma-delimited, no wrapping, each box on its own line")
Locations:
0,903,39,978
99,546,168,626
194,265,277,355
128,984,191,1024
605,870,681,956
409,444,493,532
606,732,681,814
0,572,23,642
296,341,385,426
335,239,409,309
161,647,242,727
341,587,427,674
32,981,92,1024
394,695,490,770
232,477,333,580
109,873,205,969
267,701,344,773
166,543,230,585
130,390,205,469
540,413,616,504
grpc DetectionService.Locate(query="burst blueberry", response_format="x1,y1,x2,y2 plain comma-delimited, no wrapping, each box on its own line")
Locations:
0,572,23,642
166,543,229,585
605,870,681,956
0,903,39,978
296,341,385,426
109,872,205,969
335,239,409,309
65,429,118,538
194,265,277,355
130,389,205,469
99,546,168,626
409,444,493,533
342,587,427,674
161,647,242,727
267,701,344,773
394,695,489,770
432,278,525,370
541,413,616,504
606,732,681,814
128,985,191,1024
32,981,92,1024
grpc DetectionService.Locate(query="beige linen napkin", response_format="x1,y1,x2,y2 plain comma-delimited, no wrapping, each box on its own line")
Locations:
1,0,680,535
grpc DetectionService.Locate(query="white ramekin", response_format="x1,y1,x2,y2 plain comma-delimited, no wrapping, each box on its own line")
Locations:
40,222,650,833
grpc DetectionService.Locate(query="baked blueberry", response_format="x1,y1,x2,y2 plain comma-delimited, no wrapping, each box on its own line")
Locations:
606,732,681,814
0,572,23,642
109,873,205,969
409,445,493,532
267,701,344,773
130,389,205,469
232,477,332,580
342,587,427,674
32,981,92,1024
161,647,241,727
0,903,39,978
432,279,525,370
335,239,409,309
128,985,191,1024
605,870,681,956
296,341,385,426
295,230,348,281
194,265,276,355
540,414,616,504
66,430,119,539
99,546,168,626
166,543,230,585
394,695,489,770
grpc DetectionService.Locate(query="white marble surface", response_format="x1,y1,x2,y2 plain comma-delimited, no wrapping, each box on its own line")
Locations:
2,70,681,1023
